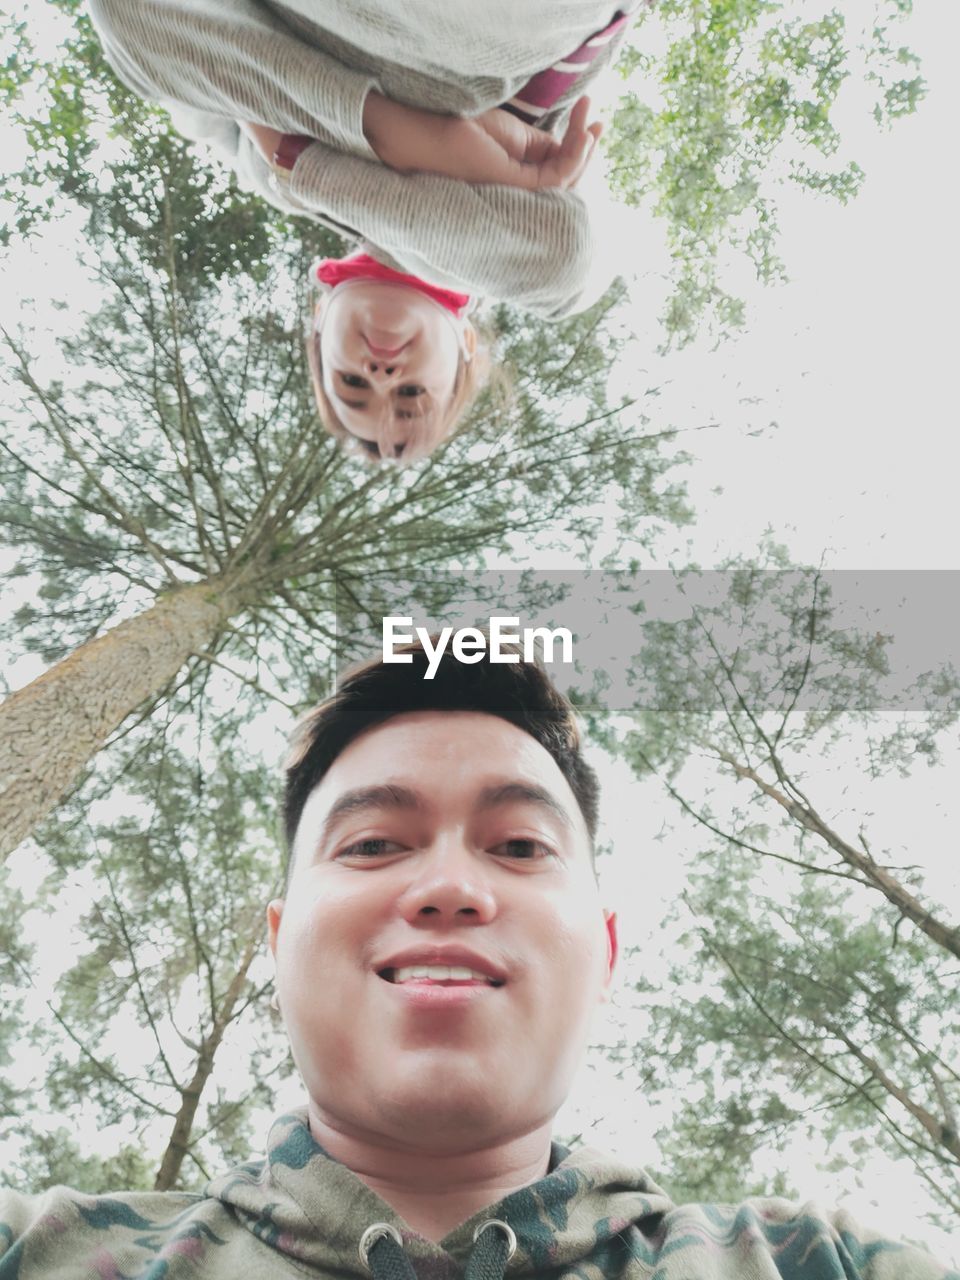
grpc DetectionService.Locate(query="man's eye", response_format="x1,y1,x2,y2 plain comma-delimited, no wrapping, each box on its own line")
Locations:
337,838,405,859
491,839,554,861
398,384,425,397
340,372,370,389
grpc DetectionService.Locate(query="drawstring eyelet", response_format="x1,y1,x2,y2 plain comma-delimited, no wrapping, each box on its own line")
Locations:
359,1222,404,1271
473,1219,517,1260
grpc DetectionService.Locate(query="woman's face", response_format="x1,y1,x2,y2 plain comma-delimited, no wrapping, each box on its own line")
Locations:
317,281,472,460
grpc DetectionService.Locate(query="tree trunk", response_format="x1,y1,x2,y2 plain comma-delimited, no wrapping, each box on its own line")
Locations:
0,579,241,861
153,929,262,1191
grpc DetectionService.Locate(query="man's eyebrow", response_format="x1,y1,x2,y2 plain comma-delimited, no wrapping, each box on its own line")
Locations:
476,782,574,829
320,784,420,841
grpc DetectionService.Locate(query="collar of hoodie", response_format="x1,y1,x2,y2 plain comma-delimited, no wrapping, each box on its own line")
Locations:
207,1110,673,1278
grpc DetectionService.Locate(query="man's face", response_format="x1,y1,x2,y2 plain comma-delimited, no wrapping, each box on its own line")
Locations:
268,710,617,1154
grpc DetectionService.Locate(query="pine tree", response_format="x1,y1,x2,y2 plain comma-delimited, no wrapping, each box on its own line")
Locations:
592,550,960,1224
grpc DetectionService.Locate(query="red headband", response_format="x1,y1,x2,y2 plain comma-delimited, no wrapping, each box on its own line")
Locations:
314,254,471,317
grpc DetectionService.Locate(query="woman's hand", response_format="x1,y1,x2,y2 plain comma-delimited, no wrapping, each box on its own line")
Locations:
363,93,602,190
239,121,285,160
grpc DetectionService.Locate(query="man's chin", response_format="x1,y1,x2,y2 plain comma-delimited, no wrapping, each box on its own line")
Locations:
370,1069,512,1145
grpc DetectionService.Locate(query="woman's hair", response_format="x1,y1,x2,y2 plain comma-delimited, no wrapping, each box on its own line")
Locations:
306,300,490,464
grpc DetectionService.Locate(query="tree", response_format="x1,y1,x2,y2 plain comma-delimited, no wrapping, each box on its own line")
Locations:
0,214,689,858
590,550,960,1225
0,886,33,1124
0,0,279,280
639,865,960,1221
606,0,925,344
1,711,290,1193
0,35,691,861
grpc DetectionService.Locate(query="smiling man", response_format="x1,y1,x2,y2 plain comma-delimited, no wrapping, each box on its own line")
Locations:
1,641,957,1279
272,662,614,1243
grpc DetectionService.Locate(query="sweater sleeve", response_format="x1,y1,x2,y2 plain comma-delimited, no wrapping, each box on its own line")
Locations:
287,144,607,318
87,0,380,160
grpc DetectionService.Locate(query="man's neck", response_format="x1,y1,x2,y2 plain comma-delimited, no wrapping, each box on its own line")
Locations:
306,1105,553,1243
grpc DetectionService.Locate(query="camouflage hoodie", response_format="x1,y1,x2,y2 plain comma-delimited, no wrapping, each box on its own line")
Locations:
1,1109,956,1280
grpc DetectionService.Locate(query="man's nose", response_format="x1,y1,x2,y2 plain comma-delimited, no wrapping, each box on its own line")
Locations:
398,841,498,923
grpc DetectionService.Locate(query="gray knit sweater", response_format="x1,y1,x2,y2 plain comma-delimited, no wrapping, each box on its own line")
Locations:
88,0,633,317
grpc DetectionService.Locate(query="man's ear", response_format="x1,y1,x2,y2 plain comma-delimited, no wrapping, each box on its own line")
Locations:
266,899,284,958
599,909,618,1004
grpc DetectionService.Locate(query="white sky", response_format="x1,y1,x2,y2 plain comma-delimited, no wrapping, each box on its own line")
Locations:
1,0,958,1267
601,0,960,572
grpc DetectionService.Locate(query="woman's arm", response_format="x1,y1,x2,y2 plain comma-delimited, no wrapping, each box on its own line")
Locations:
283,143,608,318
241,96,601,192
88,0,381,159
236,127,602,315
361,93,602,190
91,0,611,186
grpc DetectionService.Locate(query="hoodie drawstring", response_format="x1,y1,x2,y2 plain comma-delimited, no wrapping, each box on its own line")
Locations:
360,1219,517,1280
464,1220,518,1280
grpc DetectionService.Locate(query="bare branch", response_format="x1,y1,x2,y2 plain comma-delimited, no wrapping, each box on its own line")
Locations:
715,752,960,960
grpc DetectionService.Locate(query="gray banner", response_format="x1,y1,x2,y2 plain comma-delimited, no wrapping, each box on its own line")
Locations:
332,570,960,713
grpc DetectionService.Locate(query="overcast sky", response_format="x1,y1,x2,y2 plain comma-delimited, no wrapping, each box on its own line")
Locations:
602,0,960,573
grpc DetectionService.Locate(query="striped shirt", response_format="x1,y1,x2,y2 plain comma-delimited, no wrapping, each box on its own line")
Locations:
504,10,633,123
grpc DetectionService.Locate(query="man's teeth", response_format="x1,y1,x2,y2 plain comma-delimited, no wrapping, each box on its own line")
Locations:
389,965,496,984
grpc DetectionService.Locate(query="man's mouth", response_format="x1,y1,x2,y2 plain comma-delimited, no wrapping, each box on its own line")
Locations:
379,965,505,988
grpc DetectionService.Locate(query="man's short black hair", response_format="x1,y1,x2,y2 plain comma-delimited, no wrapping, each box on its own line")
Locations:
283,638,599,879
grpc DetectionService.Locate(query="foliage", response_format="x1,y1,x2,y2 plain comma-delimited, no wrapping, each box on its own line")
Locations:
0,0,945,1222
1,713,291,1192
5,1130,157,1197
0,23,690,790
0,213,687,690
592,548,960,1226
629,860,960,1222
0,0,282,280
606,0,925,344
0,0,691,677
0,885,33,1122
